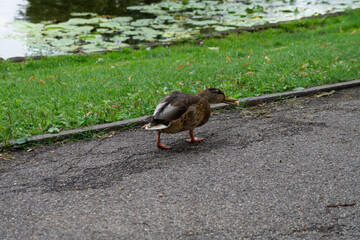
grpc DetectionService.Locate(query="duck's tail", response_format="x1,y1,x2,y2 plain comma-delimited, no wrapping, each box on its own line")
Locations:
145,122,169,130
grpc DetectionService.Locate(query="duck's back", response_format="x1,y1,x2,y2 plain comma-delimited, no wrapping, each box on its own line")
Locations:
160,97,211,134
153,91,201,124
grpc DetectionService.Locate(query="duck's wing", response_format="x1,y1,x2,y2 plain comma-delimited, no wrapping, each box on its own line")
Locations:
153,91,201,124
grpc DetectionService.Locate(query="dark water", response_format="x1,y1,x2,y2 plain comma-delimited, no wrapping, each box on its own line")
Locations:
22,0,162,23
17,0,161,23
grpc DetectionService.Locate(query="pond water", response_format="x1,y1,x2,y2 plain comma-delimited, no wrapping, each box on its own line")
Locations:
0,0,359,59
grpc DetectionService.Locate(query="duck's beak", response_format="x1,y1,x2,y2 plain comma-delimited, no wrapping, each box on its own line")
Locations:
223,96,239,105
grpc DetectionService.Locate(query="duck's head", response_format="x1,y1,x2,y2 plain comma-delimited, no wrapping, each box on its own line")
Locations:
198,88,239,105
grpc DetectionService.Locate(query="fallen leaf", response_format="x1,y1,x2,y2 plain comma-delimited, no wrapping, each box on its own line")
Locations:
176,82,184,89
49,75,55,78
26,76,35,82
266,114,273,118
300,62,307,69
226,56,231,63
128,75,133,81
301,72,308,76
111,105,121,110
26,148,34,152
0,153,11,161
38,80,46,84
351,29,357,34
187,61,190,66
198,88,202,93
245,71,254,75
323,42,327,47
265,56,272,63
315,90,336,98
85,111,93,116
176,64,184,70
263,51,268,56
244,62,251,67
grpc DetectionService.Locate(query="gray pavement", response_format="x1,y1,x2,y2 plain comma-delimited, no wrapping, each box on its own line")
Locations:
0,87,359,239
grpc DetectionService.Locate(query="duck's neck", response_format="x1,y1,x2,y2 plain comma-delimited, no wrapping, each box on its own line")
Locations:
198,91,210,102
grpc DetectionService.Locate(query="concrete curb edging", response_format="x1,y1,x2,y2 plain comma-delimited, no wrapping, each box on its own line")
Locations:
10,79,360,145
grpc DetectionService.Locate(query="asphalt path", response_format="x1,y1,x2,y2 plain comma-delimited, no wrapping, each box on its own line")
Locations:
1,87,359,239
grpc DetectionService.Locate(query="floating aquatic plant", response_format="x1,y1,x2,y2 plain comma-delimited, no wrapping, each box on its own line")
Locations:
5,0,360,56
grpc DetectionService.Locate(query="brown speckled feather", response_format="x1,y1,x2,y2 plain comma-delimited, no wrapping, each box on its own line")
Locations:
160,98,211,134
152,91,201,125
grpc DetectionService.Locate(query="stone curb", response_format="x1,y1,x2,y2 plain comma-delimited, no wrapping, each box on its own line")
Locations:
7,79,360,146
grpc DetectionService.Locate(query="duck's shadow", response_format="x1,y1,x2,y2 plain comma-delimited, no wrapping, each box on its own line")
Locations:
37,131,229,193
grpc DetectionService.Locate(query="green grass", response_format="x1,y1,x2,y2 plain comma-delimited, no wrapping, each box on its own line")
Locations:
1,10,360,145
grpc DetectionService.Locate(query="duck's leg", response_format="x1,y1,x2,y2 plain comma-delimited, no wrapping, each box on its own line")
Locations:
186,130,205,143
157,132,171,149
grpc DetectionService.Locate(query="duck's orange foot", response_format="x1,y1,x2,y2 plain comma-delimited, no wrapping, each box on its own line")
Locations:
186,130,205,143
186,137,205,143
157,143,171,149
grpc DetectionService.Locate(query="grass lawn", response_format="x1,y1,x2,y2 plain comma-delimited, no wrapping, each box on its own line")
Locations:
1,10,360,145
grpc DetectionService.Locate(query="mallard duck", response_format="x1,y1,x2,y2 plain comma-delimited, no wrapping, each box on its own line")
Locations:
145,88,239,149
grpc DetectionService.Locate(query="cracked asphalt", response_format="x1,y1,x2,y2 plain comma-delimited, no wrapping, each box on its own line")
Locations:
0,87,359,239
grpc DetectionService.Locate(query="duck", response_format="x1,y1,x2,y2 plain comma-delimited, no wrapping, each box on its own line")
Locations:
145,88,239,149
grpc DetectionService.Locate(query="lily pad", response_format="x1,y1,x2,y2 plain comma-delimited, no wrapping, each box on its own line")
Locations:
131,19,154,27
112,17,133,23
155,15,176,23
81,43,104,53
214,26,236,31
46,25,66,30
187,19,218,26
111,35,129,43
70,12,97,17
67,18,92,25
99,22,123,29
51,38,76,47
